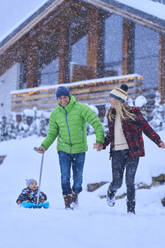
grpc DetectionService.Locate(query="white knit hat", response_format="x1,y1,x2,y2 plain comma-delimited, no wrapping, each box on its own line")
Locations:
109,84,128,102
26,179,37,187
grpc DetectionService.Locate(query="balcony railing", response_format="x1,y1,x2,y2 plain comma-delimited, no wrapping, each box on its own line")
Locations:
11,74,143,113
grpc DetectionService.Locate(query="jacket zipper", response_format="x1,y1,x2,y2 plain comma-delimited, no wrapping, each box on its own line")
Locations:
64,109,72,154
82,126,84,143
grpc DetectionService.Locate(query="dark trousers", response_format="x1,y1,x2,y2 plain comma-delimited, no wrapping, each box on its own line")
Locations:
58,151,85,195
109,149,139,203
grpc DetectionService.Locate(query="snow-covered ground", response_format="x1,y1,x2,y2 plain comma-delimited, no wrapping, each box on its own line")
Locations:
0,131,165,248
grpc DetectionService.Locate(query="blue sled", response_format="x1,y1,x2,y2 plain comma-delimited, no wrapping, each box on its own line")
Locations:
21,201,49,209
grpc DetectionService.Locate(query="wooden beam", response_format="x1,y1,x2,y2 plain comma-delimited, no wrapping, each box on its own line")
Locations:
122,19,135,75
26,44,39,88
87,7,105,78
158,33,165,103
58,23,71,84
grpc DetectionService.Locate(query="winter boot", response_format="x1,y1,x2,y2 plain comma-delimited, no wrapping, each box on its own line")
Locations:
106,189,116,207
63,194,73,209
127,200,135,214
71,191,79,209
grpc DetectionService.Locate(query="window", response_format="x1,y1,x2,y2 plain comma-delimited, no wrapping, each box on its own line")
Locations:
19,60,27,89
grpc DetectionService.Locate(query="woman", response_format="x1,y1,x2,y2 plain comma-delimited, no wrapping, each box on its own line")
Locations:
94,84,165,214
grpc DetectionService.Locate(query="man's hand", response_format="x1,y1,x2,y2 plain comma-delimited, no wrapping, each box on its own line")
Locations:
160,141,165,148
34,146,46,154
93,143,103,151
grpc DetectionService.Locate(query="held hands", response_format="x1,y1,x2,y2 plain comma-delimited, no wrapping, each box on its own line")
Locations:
93,142,103,151
160,141,165,148
34,146,46,154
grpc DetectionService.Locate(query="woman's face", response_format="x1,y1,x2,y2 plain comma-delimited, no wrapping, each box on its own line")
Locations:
109,97,118,108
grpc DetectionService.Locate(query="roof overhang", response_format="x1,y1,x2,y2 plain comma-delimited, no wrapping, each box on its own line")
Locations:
1,0,165,56
85,0,165,33
0,0,64,55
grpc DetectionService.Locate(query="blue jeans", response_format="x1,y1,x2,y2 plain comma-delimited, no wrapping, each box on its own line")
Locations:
58,151,86,195
109,149,139,202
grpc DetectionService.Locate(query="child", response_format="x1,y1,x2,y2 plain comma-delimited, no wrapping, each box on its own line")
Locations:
16,179,49,208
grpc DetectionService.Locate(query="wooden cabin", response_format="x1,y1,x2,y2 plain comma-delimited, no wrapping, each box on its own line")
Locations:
0,0,165,116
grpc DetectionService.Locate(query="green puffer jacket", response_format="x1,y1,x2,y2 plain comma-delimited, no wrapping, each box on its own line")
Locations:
41,95,104,154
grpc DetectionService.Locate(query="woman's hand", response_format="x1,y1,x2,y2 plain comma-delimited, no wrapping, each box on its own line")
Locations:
160,141,165,148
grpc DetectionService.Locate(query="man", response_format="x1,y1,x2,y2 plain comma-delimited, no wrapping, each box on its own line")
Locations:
36,86,104,209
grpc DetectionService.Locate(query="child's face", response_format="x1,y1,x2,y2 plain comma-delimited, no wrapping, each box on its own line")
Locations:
29,181,37,190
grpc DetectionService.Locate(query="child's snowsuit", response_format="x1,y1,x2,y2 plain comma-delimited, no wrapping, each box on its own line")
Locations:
16,187,47,204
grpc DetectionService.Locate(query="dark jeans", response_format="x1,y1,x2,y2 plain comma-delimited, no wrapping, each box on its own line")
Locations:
109,149,139,202
58,151,86,195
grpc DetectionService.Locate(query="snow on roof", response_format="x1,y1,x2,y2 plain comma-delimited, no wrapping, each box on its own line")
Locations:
116,0,165,21
1,0,165,49
0,0,51,44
